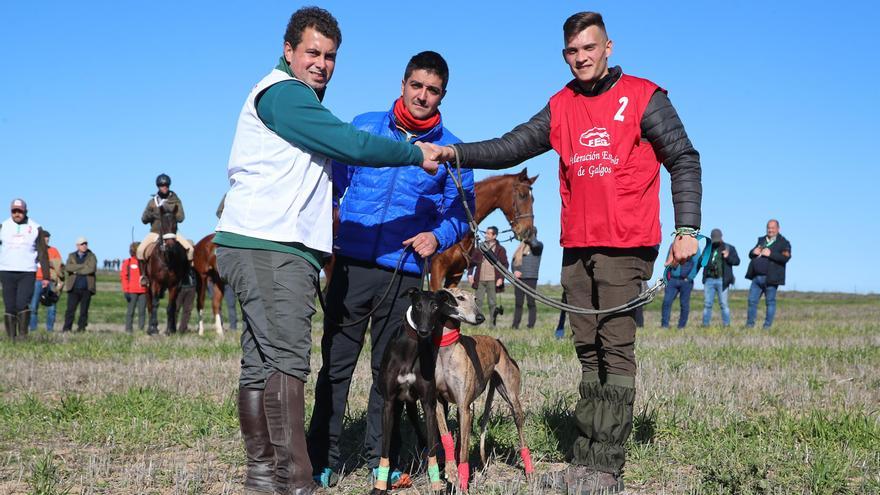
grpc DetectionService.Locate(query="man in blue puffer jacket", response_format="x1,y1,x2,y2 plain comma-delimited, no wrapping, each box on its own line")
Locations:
307,51,475,487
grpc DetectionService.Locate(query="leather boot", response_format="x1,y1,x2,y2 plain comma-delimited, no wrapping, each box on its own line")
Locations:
4,313,16,340
239,387,276,494
138,259,149,287
264,371,319,495
17,309,30,340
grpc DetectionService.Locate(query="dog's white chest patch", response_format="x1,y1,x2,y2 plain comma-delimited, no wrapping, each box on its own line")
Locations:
397,373,416,386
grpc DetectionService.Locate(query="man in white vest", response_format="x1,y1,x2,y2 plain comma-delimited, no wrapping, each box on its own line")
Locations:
0,198,50,341
214,7,439,495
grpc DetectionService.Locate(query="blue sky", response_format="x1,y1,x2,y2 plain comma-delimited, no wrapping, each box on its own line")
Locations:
2,1,878,293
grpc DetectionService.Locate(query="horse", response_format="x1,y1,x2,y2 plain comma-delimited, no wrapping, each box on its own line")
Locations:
144,204,189,335
430,168,537,290
192,233,225,336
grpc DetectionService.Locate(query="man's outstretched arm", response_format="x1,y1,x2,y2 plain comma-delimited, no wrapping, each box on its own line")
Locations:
431,106,552,169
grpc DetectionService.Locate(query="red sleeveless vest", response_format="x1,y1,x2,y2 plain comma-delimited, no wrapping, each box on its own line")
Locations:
549,74,664,248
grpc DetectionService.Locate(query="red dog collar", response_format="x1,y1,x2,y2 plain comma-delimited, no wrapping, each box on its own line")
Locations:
434,328,460,347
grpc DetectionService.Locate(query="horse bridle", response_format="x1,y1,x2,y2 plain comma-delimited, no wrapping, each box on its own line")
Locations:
497,185,535,242
157,205,178,254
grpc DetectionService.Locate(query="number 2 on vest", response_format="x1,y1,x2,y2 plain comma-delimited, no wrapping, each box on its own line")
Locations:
614,97,629,122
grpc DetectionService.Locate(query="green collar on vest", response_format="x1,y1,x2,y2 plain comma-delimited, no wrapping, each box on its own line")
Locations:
275,56,293,77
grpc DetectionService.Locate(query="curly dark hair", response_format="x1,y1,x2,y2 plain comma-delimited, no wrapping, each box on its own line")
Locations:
403,51,450,90
284,6,342,49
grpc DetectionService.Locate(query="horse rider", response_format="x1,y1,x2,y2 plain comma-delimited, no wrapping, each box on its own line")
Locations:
136,173,194,285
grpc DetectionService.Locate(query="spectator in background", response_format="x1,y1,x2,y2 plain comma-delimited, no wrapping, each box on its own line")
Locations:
1,198,50,341
745,219,791,328
29,230,63,332
555,292,568,339
468,226,508,328
62,237,97,332
511,233,543,329
701,228,739,327
176,264,198,332
120,242,146,333
660,245,700,328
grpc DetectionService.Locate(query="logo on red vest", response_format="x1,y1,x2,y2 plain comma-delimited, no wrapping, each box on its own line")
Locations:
579,127,611,148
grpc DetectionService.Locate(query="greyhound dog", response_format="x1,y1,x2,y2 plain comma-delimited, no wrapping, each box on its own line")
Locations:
371,288,456,495
433,288,533,492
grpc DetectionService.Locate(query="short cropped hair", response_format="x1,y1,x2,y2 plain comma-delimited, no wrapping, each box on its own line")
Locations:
284,6,342,50
487,226,499,235
563,12,607,43
404,51,450,90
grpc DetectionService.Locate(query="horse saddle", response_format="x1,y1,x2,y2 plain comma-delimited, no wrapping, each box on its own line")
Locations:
144,233,178,261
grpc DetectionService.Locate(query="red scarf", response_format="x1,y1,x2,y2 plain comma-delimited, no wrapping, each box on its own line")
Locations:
434,327,460,347
393,97,440,133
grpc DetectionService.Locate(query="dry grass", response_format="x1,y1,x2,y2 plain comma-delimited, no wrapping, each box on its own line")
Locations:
1,276,878,494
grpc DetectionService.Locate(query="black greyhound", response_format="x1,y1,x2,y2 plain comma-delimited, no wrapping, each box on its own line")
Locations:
371,288,457,495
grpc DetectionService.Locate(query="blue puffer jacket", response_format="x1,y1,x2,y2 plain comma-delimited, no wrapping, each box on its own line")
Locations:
333,103,475,274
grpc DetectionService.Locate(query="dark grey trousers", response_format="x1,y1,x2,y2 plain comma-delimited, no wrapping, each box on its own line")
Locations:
124,293,146,332
216,247,318,388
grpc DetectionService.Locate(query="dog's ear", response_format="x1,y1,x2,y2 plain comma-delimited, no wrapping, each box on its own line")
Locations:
438,289,457,315
401,287,420,299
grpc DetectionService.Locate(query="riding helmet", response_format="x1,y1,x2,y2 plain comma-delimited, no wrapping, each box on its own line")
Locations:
156,173,171,187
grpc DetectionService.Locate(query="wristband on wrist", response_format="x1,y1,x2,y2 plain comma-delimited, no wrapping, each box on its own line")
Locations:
672,227,700,238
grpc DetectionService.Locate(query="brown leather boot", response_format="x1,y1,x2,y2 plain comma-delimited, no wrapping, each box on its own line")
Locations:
264,372,319,495
4,313,16,340
239,388,276,494
17,309,30,339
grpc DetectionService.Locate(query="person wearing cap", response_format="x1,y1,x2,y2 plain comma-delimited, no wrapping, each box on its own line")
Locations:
0,198,51,341
745,219,791,328
28,230,64,332
136,173,194,286
700,228,740,327
62,237,97,332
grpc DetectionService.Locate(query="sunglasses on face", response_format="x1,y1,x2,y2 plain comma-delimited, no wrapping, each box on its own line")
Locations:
11,209,24,214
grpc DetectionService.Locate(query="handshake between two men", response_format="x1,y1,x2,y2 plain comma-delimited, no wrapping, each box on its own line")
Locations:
413,141,456,175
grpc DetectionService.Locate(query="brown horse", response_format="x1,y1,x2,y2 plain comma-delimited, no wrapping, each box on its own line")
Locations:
192,233,226,336
145,204,189,335
429,168,537,290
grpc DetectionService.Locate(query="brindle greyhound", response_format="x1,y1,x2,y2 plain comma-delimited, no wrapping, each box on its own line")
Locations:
433,288,533,492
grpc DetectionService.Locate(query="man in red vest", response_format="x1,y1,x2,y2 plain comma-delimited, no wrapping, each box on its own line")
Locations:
431,12,701,494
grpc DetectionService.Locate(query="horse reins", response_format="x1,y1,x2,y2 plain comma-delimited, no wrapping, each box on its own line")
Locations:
444,148,709,316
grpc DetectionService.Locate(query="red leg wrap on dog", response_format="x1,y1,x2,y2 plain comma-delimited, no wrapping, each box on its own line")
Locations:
520,447,534,474
458,462,470,491
441,433,456,462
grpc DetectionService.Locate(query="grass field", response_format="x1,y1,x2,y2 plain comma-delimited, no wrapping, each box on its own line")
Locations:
1,272,878,494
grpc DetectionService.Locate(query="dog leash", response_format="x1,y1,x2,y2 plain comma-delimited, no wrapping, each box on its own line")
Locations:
316,246,420,328
443,148,709,316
